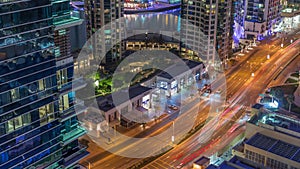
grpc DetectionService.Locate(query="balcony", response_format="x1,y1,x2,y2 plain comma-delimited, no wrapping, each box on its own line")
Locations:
62,126,86,145
54,14,83,30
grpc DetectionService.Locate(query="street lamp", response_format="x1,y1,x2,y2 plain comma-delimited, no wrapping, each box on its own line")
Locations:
172,121,175,144
267,54,270,60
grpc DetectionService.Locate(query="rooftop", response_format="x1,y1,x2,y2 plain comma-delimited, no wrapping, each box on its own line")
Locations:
206,165,219,169
97,85,153,112
246,133,300,163
207,156,267,169
157,59,203,79
248,112,300,134
232,142,244,152
194,156,210,165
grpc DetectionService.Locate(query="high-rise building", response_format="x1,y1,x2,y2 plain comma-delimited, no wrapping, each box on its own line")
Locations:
52,0,89,168
234,0,281,40
181,0,233,66
84,0,125,64
0,1,88,168
70,1,88,52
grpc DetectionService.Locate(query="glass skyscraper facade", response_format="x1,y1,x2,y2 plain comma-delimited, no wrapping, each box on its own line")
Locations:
0,0,88,168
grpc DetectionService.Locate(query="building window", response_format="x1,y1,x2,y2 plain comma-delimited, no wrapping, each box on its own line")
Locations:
10,88,19,102
246,149,265,165
38,79,45,91
159,81,168,90
59,93,73,111
39,103,55,125
57,68,69,89
7,119,14,133
14,116,23,130
22,113,31,126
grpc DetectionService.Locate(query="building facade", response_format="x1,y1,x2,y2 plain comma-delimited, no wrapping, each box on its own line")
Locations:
181,0,233,66
52,0,89,168
84,0,125,64
0,1,88,168
234,0,281,40
70,1,88,52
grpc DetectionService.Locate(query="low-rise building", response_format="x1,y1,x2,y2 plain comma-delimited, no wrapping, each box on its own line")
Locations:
206,156,267,169
95,85,155,128
243,111,300,168
156,59,204,97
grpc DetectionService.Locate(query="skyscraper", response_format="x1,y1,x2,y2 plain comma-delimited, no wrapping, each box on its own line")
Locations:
52,0,89,168
234,0,281,40
0,1,88,168
84,0,125,64
181,0,233,66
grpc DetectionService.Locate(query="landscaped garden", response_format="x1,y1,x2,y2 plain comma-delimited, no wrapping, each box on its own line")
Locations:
270,84,300,113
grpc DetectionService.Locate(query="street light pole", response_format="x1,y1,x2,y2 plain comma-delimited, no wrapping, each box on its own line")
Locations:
172,121,175,144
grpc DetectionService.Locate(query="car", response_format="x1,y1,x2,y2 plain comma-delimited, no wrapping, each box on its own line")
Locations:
216,89,222,94
176,163,183,168
168,105,178,110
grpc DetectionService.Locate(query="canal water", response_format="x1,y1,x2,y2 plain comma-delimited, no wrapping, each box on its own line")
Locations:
124,8,181,33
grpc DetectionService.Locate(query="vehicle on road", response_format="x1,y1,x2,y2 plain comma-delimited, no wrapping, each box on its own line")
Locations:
168,105,178,110
216,89,222,94
176,163,183,168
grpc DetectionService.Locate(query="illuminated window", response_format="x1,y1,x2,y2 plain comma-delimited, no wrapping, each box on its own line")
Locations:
39,103,55,125
58,29,66,35
14,116,23,130
7,119,14,133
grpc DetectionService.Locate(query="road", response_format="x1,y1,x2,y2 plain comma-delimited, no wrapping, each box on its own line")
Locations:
80,30,300,169
142,34,300,169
